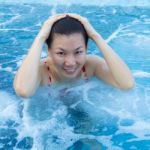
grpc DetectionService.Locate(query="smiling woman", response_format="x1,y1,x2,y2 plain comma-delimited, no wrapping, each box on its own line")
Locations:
43,33,88,84
13,13,134,98
47,33,87,75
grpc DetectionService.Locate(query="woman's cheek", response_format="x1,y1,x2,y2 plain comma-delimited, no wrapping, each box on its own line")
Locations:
53,56,64,66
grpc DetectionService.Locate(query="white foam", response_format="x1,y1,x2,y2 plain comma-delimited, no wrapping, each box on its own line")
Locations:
0,0,150,6
0,91,21,122
0,58,22,65
133,70,150,78
12,84,98,149
0,28,31,32
0,80,150,149
0,66,13,73
106,24,125,43
119,120,150,138
0,15,21,26
16,97,77,150
5,67,13,72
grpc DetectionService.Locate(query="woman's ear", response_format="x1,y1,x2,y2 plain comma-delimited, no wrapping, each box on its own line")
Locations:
47,48,52,57
46,44,51,56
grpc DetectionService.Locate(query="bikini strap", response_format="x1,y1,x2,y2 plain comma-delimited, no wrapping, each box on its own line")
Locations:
44,61,52,84
82,65,88,80
44,62,87,84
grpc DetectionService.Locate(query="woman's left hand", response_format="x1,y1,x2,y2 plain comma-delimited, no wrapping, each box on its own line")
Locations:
67,13,100,40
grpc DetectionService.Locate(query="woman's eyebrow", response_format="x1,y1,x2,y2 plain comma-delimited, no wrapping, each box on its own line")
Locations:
57,46,83,51
74,46,83,51
57,48,65,51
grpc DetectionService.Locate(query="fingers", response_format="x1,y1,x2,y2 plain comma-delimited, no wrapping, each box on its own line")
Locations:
45,13,88,26
66,13,98,39
49,13,66,21
44,13,67,26
66,13,88,24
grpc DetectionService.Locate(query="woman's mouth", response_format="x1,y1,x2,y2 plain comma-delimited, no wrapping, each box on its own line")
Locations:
63,68,77,74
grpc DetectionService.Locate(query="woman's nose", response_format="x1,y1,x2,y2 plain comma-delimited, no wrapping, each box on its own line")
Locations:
64,55,76,66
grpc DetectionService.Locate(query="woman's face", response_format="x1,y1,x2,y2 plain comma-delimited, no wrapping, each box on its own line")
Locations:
48,33,87,80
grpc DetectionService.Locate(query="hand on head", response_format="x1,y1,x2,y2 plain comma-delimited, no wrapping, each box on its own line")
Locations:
38,13,99,42
38,14,66,41
65,13,99,39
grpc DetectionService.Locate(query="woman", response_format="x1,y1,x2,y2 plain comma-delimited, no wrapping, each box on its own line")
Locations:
13,13,134,98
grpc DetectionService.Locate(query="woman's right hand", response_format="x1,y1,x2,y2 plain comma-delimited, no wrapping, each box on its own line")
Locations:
37,14,66,42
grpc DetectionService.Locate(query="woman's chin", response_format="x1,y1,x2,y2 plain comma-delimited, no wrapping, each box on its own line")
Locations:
62,69,79,79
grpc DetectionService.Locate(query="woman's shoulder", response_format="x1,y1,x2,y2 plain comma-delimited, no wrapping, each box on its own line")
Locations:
86,54,104,66
85,55,101,76
85,54,105,75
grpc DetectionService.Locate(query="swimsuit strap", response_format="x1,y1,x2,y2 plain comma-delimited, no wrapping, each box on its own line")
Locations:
44,61,52,84
44,62,87,84
82,65,88,80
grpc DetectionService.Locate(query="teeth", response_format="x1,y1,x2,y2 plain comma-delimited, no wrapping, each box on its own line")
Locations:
64,68,76,73
66,69,75,72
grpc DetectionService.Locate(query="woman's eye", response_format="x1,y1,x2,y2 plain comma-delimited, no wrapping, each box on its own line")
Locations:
56,52,64,55
76,51,83,54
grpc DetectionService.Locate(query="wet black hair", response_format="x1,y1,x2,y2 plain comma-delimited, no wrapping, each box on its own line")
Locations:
45,16,88,48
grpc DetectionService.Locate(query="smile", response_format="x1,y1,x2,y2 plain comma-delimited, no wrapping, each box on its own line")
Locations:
63,68,77,74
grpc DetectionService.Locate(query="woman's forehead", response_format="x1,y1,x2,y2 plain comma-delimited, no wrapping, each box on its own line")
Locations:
51,33,86,48
53,32,84,40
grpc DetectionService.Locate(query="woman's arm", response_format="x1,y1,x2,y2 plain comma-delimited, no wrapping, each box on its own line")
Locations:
68,13,134,89
13,36,43,98
14,14,66,98
92,34,134,89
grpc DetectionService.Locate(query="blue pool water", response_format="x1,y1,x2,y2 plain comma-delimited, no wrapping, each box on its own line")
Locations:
0,1,150,150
